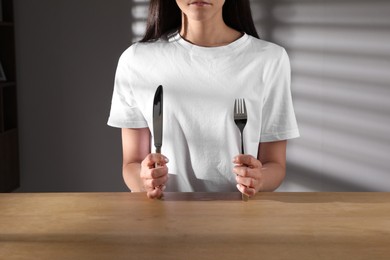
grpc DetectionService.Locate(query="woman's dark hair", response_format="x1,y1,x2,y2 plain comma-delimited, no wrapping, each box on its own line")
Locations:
140,0,259,42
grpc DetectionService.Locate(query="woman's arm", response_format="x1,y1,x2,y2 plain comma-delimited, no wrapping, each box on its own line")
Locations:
233,140,287,196
121,128,151,192
121,128,169,198
257,140,287,191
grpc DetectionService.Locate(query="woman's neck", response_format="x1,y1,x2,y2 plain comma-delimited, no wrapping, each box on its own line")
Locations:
179,14,242,47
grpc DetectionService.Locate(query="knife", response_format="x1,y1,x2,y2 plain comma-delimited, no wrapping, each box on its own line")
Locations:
153,85,163,155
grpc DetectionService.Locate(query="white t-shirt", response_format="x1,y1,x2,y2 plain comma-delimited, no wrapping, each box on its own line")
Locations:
108,31,300,192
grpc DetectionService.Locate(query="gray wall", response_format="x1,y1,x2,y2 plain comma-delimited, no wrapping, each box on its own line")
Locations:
258,0,390,191
13,0,390,192
14,0,135,191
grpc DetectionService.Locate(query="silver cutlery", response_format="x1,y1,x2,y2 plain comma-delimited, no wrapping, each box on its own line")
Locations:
234,98,247,154
152,85,165,197
153,85,163,174
234,98,249,202
153,85,163,155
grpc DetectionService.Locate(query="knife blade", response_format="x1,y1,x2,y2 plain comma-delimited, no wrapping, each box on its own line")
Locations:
153,85,163,154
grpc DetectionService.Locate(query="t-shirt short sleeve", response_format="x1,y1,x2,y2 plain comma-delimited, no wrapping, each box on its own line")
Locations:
260,48,300,142
107,46,148,128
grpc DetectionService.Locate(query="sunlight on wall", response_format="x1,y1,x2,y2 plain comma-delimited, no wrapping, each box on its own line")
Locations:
131,0,148,41
130,0,390,191
252,0,390,191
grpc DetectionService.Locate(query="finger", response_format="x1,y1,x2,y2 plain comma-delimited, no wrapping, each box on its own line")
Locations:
233,154,262,168
236,184,256,197
158,184,167,191
142,154,169,168
147,188,163,199
140,165,168,179
144,175,168,190
236,175,257,188
150,166,169,179
233,165,260,179
243,185,256,197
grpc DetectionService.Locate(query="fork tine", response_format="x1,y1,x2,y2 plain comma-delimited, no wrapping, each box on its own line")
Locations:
239,98,243,114
234,98,246,115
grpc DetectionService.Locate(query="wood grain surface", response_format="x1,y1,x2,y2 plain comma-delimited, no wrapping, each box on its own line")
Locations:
1,192,390,259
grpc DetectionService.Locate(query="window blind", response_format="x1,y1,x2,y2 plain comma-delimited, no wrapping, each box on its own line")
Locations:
252,0,390,191
130,0,390,191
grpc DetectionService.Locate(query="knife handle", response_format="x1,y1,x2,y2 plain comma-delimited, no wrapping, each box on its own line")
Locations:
153,150,164,200
154,148,161,168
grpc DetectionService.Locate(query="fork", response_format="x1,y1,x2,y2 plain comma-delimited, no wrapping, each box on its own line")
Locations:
234,98,247,154
234,98,249,201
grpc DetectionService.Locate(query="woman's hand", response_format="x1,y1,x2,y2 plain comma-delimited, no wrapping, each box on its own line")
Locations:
233,154,263,197
140,154,169,199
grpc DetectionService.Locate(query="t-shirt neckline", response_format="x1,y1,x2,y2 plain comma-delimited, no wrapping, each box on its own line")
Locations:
169,30,249,56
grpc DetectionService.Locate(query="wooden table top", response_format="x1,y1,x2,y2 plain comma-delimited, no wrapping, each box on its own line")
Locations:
1,192,390,259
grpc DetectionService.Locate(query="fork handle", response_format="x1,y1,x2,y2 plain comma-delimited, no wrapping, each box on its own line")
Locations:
240,134,245,154
240,133,249,201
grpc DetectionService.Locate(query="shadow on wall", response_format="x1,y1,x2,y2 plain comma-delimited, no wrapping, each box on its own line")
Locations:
130,0,149,42
251,0,282,41
251,0,390,191
127,0,390,191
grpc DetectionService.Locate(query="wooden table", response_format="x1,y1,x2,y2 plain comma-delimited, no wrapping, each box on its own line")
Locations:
1,192,390,259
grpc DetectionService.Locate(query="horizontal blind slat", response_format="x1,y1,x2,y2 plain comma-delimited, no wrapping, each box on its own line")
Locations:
250,0,390,191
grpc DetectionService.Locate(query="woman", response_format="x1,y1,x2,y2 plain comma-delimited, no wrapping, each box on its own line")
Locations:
108,0,299,199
